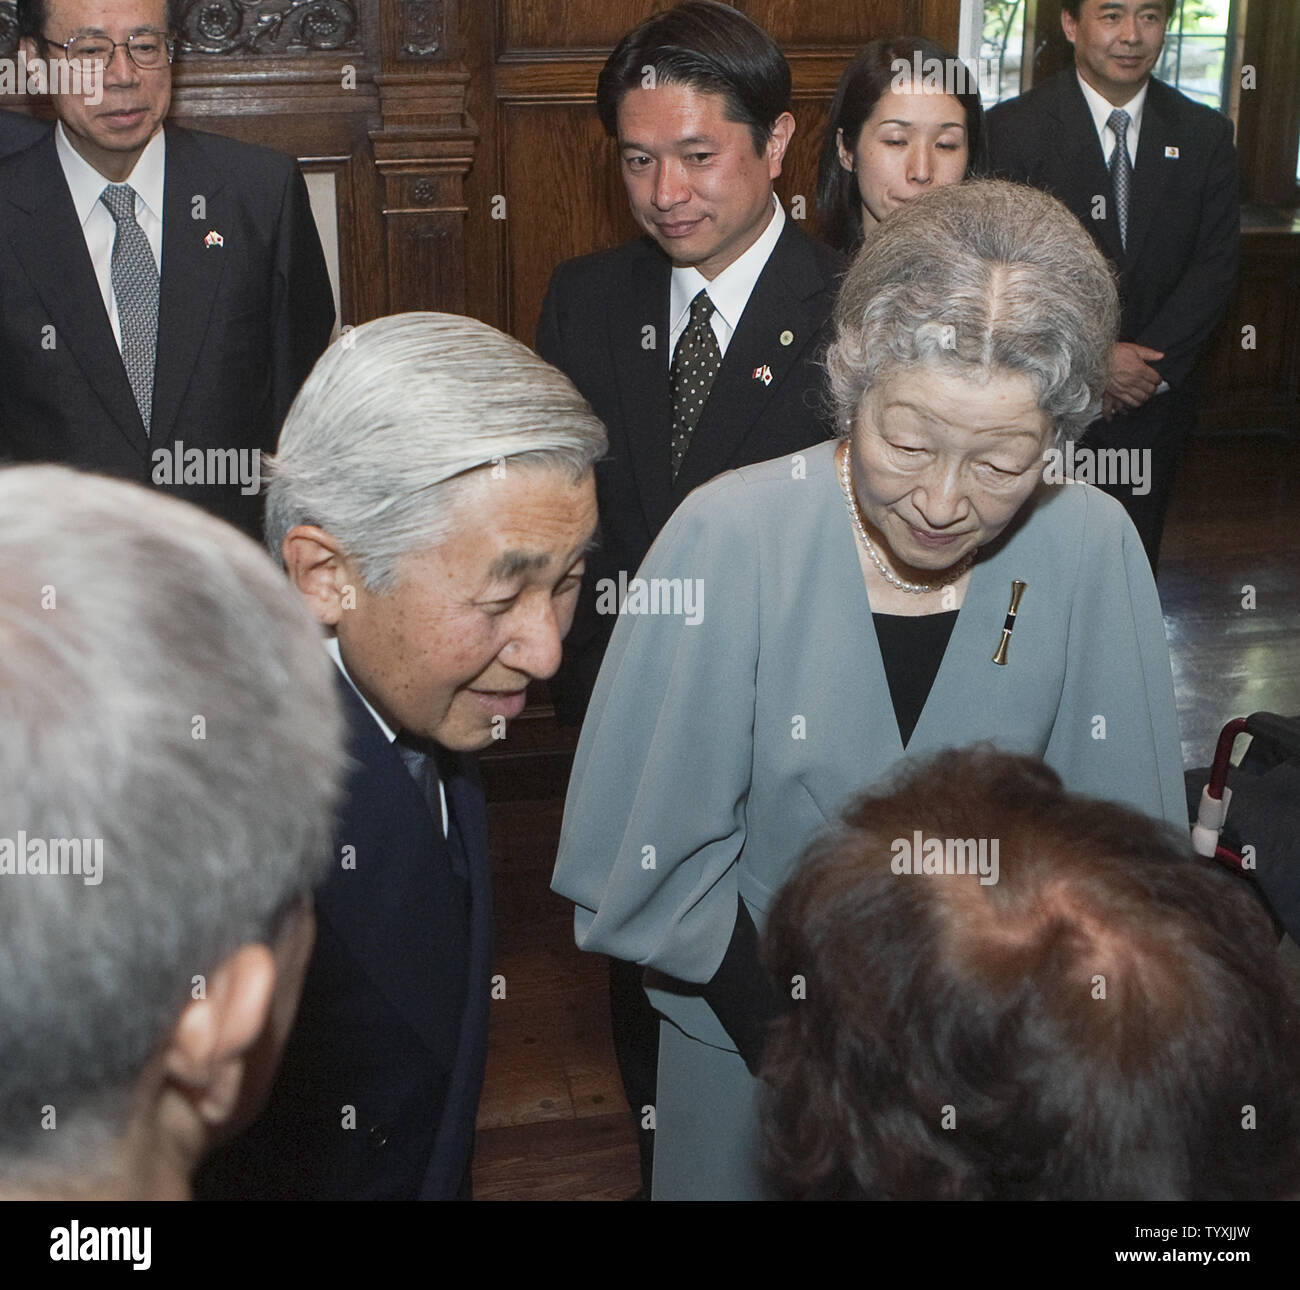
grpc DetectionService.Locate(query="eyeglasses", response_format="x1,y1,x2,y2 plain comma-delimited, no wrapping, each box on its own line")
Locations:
41,31,176,71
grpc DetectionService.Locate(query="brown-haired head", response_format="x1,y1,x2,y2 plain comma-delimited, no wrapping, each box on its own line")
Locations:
761,746,1300,1200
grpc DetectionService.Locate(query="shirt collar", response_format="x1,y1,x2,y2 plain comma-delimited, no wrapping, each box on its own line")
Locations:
323,634,398,743
54,121,166,229
670,193,785,336
1076,72,1148,143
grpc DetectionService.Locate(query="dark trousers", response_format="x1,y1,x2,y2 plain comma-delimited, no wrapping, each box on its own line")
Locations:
609,956,659,1196
1078,388,1191,575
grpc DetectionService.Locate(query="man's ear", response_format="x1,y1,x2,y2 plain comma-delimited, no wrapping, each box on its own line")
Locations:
19,36,39,63
766,110,796,179
282,525,352,627
162,944,276,1132
1061,8,1078,46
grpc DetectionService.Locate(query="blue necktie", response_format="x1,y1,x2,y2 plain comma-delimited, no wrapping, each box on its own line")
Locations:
396,734,469,881
1107,109,1133,252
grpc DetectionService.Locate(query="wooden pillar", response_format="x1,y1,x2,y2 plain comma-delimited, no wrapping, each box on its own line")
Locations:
370,0,478,315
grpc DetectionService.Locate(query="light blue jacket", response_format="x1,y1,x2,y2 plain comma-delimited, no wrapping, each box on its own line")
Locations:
553,438,1186,1198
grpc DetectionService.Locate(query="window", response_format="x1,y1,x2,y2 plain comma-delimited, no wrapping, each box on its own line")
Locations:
1156,0,1238,111
978,1,1027,108
967,1,1242,112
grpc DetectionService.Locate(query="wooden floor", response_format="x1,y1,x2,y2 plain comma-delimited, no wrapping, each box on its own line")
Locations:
471,430,1300,1202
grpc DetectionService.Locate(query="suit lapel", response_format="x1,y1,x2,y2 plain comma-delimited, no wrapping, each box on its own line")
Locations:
674,221,831,498
610,240,674,537
152,126,229,442
1052,73,1125,266
316,682,461,1053
422,749,492,1200
1,136,147,459
1125,82,1175,269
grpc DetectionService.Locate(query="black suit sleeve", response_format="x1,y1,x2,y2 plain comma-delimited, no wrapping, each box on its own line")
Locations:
701,895,786,1075
983,104,1032,183
535,263,566,368
269,164,335,434
1137,114,1239,390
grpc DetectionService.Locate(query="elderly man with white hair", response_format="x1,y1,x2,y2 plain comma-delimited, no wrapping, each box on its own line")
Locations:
197,312,605,1201
0,467,346,1201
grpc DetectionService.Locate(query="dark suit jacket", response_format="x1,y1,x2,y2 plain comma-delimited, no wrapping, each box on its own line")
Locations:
0,123,334,537
0,110,49,158
536,218,846,723
195,680,494,1201
985,70,1239,392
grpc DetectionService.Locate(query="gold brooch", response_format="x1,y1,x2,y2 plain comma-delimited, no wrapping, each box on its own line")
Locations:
991,580,1027,665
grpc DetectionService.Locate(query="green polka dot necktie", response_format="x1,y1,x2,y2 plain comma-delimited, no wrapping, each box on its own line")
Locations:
670,289,722,479
99,183,159,434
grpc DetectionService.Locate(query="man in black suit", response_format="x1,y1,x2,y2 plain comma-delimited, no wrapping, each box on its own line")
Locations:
537,0,845,727
536,0,844,1196
0,0,333,538
196,314,605,1200
197,676,496,1201
0,107,48,156
986,0,1238,570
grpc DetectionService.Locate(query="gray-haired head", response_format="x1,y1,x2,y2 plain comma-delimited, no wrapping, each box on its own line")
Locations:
264,312,609,592
0,467,345,1183
826,179,1119,448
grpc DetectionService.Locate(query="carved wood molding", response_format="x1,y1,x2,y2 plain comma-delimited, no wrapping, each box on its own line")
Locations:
177,0,361,55
371,67,476,315
0,0,361,57
0,1,17,56
396,0,447,60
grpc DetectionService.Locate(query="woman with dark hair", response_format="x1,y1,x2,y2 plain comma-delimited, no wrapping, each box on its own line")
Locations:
817,36,984,254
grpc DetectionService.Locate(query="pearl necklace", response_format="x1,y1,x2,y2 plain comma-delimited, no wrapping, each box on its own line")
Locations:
837,443,973,594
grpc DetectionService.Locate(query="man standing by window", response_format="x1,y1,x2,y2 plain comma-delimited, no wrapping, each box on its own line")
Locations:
986,0,1238,571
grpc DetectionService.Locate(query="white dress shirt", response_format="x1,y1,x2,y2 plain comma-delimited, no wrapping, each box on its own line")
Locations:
668,194,785,366
1077,75,1166,393
324,634,449,836
54,122,165,352
1076,72,1148,168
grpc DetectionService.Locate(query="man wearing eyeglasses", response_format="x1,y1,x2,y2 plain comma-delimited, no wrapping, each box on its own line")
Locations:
0,0,334,538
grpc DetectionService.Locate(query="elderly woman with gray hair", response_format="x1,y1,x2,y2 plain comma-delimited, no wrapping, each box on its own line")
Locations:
552,180,1186,1201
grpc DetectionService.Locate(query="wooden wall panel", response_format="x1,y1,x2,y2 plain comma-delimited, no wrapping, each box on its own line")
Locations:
500,0,958,53
1198,230,1300,434
774,95,835,243
501,0,660,51
740,0,945,46
502,104,638,346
